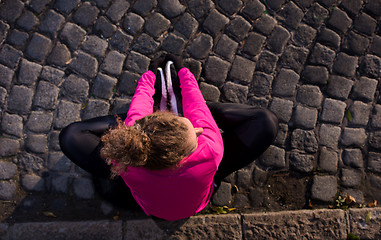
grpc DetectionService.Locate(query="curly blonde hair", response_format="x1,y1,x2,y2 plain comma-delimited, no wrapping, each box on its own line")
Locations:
100,111,190,178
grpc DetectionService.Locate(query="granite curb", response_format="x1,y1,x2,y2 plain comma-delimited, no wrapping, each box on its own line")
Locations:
1,208,380,240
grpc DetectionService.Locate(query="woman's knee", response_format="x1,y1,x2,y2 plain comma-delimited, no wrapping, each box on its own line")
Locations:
256,109,279,140
59,122,82,152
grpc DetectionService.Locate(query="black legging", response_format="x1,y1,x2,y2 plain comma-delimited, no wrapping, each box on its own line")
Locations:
59,102,278,205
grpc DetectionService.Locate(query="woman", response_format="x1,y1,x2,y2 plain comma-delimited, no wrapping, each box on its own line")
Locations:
59,55,278,221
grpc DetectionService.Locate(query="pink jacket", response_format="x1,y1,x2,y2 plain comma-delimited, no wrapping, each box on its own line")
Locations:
121,68,224,221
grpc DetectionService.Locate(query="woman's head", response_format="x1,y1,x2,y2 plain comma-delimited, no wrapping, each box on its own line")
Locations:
100,112,203,177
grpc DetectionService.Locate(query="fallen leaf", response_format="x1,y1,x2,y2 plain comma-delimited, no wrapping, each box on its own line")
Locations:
366,212,372,224
368,200,377,207
345,195,356,205
347,110,353,122
113,211,120,221
65,59,73,65
233,185,239,192
308,199,313,208
43,211,57,218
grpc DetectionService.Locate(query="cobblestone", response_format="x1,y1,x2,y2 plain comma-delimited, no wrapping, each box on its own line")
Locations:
365,0,381,16
132,33,160,55
291,129,318,153
101,50,125,76
145,13,170,38
132,0,157,17
26,111,53,133
351,76,377,102
327,8,352,34
342,31,370,56
229,56,255,84
340,0,362,16
348,101,372,127
273,123,288,147
277,1,304,29
253,15,276,36
320,98,346,124
0,44,22,69
162,33,186,55
174,13,198,39
61,74,89,103
81,99,110,120
303,2,329,28
311,175,337,202
301,65,328,85
40,66,64,86
340,128,367,147
81,35,108,58
25,134,48,153
218,0,242,15
318,147,338,173
160,0,186,18
39,10,65,37
354,13,376,36
7,29,29,48
319,124,341,149
199,82,220,102
55,0,80,14
60,23,86,50
293,24,317,47
226,16,251,41
0,0,23,23
26,33,52,63
0,181,16,200
0,160,17,180
214,35,238,61
111,98,131,114
368,152,381,173
267,25,290,54
203,9,229,38
212,182,231,206
92,73,117,100
259,145,286,169
0,137,20,157
33,81,59,110
222,81,248,104
371,105,381,129
308,43,336,68
118,71,140,96
54,100,81,129
272,69,299,97
250,72,273,97
266,0,285,10
269,97,293,123
106,0,129,23
1,112,23,137
360,54,381,78
94,16,116,38
296,85,322,107
242,0,265,20
256,51,278,74
317,27,341,50
21,174,45,192
205,56,230,87
187,33,213,59
341,168,362,188
370,35,381,57
109,30,133,53
17,10,38,31
326,75,353,100
48,152,71,172
290,152,315,173
124,51,150,75
18,59,42,86
292,105,318,129
7,85,33,114
73,2,99,28
47,42,71,67
342,149,363,168
69,51,98,78
242,33,266,57
279,45,309,73
73,177,94,199
123,13,144,36
50,174,69,193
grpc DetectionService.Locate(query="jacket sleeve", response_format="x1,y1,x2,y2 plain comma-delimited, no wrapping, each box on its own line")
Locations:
124,71,156,126
179,68,224,164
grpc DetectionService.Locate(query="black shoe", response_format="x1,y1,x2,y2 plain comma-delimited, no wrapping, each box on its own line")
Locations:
165,61,183,116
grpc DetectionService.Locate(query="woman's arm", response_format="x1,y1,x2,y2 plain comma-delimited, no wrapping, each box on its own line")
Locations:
125,71,156,126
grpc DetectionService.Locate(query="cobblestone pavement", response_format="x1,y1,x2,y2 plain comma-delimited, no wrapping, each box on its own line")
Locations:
0,0,381,223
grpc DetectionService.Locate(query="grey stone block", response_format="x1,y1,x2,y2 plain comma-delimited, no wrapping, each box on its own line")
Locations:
200,82,220,102
341,168,362,188
318,147,338,173
0,0,23,23
267,25,290,54
145,13,170,38
259,145,286,169
342,31,370,56
0,44,22,69
123,12,144,36
81,35,108,57
226,16,251,41
47,42,71,67
33,81,60,110
343,189,364,204
205,56,230,87
111,98,131,114
101,50,125,76
218,0,242,15
269,97,293,123
273,123,288,147
365,0,381,16
118,71,140,96
7,85,33,114
291,129,318,153
277,1,304,29
0,181,16,200
21,174,45,192
160,0,186,18
340,128,367,147
50,174,69,193
7,29,28,48
188,0,215,18
0,86,6,106
266,0,285,10
256,51,278,74
222,81,248,103
174,12,198,39
61,74,89,103
95,16,116,38
292,105,318,129
25,134,48,153
296,85,322,107
48,152,72,172
317,27,341,50
326,75,353,100
60,22,86,50
18,58,42,86
18,153,44,173
73,2,99,27
320,98,346,124
348,101,372,127
69,50,98,78
349,208,381,240
371,105,381,129
17,10,38,31
26,111,53,133
318,124,341,149
272,69,299,97
293,24,317,47
40,66,65,85
132,0,157,16
132,33,160,55
92,73,117,100
55,0,80,14
214,34,238,61
203,9,229,37
301,65,329,85
242,0,265,20
340,0,362,16
106,0,129,22
39,10,65,37
243,32,266,56
212,182,231,206
81,99,110,120
290,152,315,173
351,76,377,102
311,175,337,202
360,54,381,78
26,33,53,62
161,33,186,55
248,96,268,108
368,152,381,173
1,112,23,137
327,8,352,33
229,56,255,84
342,149,363,168
250,72,273,96
54,100,81,129
0,64,14,89
280,45,309,74
333,52,358,77
370,35,381,57
184,58,202,80
0,160,17,180
188,33,213,59
124,51,150,75
369,131,381,149
233,193,250,208
254,15,276,36
49,131,61,151
308,43,336,68
303,2,329,28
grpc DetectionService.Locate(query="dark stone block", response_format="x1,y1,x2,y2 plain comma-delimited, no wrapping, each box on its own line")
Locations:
161,33,186,55
296,85,322,108
0,160,17,180
49,174,69,193
317,0,340,8
188,0,214,19
365,0,381,17
273,123,288,147
25,134,47,153
132,33,160,55
342,149,363,168
341,168,362,188
291,129,318,153
73,2,100,27
317,27,341,50
184,58,202,80
266,0,285,10
145,13,171,38
0,44,22,69
267,25,290,54
218,0,242,15
348,101,372,127
212,182,231,206
308,43,336,68
60,23,86,50
109,29,133,53
370,36,381,57
342,31,370,56
242,32,266,56
0,20,9,44
7,85,33,114
290,152,315,173
319,147,338,173
94,16,116,38
1,112,23,137
199,82,220,102
187,33,213,59
7,29,28,48
319,124,341,149
269,97,293,122
256,51,278,74
132,0,157,17
226,16,251,41
106,0,129,22
0,181,16,200
40,66,64,85
94,0,111,8
222,81,248,103
55,0,80,14
242,0,265,20
203,9,229,37
39,10,65,37
82,99,110,120
33,81,59,109
279,45,309,73
0,137,20,157
0,0,23,23
341,0,363,16
81,35,108,57
159,0,186,18
253,15,276,36
30,0,51,14
92,73,117,100
16,11,38,31
272,69,299,97
61,74,89,103
54,100,81,129
47,42,71,67
360,54,381,78
17,58,42,86
26,33,52,62
118,71,140,96
333,52,358,77
293,0,314,9
326,75,353,100
293,24,317,47
26,111,53,133
73,178,94,199
248,96,268,108
174,13,198,39
124,51,150,74
277,1,304,29
111,98,131,114
320,98,346,124
301,65,328,85
250,72,273,96
0,86,6,105
371,105,381,129
229,56,255,84
205,56,230,87
48,152,71,172
18,153,44,173
303,2,329,28
101,50,125,76
327,8,352,33
368,152,381,173
69,51,98,78
214,34,238,60
352,76,378,102
123,13,144,36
